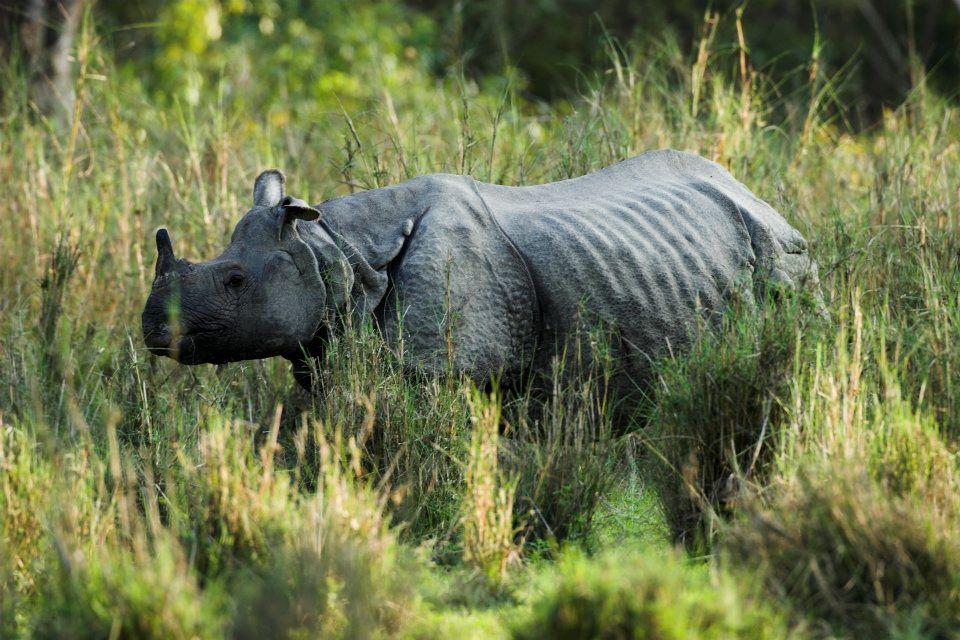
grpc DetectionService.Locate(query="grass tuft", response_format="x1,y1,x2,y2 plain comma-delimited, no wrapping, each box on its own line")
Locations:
461,388,520,583
32,534,222,640
228,543,412,640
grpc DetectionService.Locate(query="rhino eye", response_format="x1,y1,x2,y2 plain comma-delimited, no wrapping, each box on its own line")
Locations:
225,272,246,289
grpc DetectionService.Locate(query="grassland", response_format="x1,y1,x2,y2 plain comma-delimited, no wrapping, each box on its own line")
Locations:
2,13,960,639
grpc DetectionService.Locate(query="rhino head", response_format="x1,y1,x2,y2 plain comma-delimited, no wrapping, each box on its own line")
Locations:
141,170,353,375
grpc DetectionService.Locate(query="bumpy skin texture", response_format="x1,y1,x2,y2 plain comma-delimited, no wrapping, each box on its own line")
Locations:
317,174,539,380
142,150,821,393
318,149,820,385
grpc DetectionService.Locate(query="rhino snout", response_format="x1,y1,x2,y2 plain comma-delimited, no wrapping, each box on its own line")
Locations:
141,293,181,357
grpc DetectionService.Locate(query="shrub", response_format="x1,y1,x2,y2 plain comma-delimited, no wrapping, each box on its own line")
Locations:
32,535,223,640
867,392,958,508
646,297,812,549
513,548,791,640
228,540,413,640
724,465,960,638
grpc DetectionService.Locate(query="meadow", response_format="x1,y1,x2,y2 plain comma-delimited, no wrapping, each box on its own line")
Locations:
1,8,960,639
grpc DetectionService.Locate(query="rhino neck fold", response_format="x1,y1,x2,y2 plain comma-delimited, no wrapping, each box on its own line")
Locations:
316,174,472,271
313,174,477,320
315,220,389,320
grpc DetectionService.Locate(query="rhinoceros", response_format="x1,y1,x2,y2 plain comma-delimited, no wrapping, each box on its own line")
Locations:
141,149,821,394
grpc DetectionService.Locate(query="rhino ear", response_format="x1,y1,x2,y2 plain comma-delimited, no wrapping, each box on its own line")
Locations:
280,196,320,222
253,169,285,207
273,196,321,242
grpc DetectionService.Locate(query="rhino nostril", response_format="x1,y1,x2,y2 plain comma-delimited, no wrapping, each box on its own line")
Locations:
144,324,172,349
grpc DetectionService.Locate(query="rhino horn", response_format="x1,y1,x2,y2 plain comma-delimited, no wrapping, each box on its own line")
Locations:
155,228,177,277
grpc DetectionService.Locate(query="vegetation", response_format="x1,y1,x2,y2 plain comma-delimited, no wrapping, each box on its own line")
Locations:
513,549,791,640
646,297,821,550
1,2,960,638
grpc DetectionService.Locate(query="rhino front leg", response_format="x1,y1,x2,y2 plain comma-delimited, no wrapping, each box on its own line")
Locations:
288,354,322,391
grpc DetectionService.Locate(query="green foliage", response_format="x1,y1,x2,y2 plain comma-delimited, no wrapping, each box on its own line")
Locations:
513,548,790,640
148,0,441,112
92,0,960,116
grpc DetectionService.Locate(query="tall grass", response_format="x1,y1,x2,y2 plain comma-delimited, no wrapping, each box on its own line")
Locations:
461,389,519,582
503,329,621,545
721,298,960,636
309,322,469,546
1,10,960,637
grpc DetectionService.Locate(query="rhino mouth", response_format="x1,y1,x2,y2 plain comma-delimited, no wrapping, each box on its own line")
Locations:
143,325,234,365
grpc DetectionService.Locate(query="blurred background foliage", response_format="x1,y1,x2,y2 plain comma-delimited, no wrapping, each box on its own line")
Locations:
414,0,960,116
87,0,959,124
99,0,442,112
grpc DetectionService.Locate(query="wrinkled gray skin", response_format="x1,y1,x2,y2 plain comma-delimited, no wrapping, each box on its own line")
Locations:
142,150,822,395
